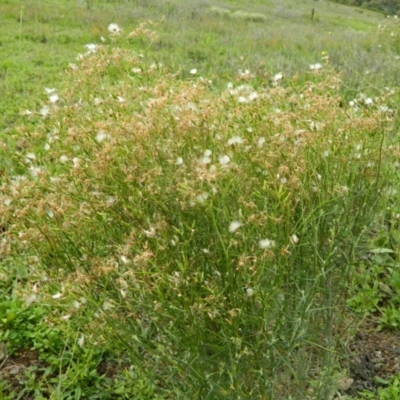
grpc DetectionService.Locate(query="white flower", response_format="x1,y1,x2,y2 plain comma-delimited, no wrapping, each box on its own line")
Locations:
131,67,142,74
44,143,51,151
40,105,50,117
245,287,255,297
85,43,98,53
59,155,69,163
107,196,117,206
77,335,85,347
273,72,283,82
52,292,63,299
29,166,42,179
61,314,71,321
25,294,37,306
227,136,244,146
196,193,209,203
143,227,156,237
73,301,81,309
200,149,212,164
386,87,396,95
45,87,56,94
364,97,373,106
229,221,242,233
290,234,299,244
120,255,130,265
45,205,54,219
219,155,230,165
248,92,258,101
200,156,212,164
176,157,184,165
25,152,36,161
380,105,390,112
4,198,12,207
237,84,251,92
108,23,122,35
238,69,251,77
117,96,125,103
309,63,323,70
258,238,275,249
102,300,113,310
190,68,197,75
96,131,109,142
257,137,266,147
49,94,59,103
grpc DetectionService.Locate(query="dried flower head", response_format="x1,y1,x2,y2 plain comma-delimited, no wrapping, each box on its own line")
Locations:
108,23,122,35
229,221,242,233
258,239,275,249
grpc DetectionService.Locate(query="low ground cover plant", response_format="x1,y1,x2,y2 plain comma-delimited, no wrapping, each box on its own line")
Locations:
0,21,399,398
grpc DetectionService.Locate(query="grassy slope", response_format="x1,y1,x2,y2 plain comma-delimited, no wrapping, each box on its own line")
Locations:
1,0,398,134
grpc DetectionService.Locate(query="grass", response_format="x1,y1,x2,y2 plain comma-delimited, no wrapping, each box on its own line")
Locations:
1,0,400,398
1,0,400,134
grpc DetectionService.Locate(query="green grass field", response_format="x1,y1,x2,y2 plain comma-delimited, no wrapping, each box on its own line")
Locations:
2,0,399,132
2,0,400,398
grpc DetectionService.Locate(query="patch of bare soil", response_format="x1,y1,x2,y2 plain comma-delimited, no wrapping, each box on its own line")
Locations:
0,347,45,398
0,343,121,398
344,317,400,396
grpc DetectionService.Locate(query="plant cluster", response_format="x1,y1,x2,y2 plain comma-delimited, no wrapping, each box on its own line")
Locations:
378,14,400,53
0,21,398,397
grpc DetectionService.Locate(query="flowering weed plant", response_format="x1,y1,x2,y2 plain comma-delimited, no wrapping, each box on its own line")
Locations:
1,23,399,399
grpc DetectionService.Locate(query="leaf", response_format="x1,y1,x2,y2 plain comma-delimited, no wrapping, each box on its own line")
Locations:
6,311,16,323
374,375,389,385
370,248,395,254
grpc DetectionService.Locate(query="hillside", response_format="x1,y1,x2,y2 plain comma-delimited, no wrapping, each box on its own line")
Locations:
330,0,400,15
0,0,395,134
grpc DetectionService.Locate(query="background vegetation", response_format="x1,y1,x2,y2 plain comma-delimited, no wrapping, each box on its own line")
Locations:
330,0,400,15
1,0,400,399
